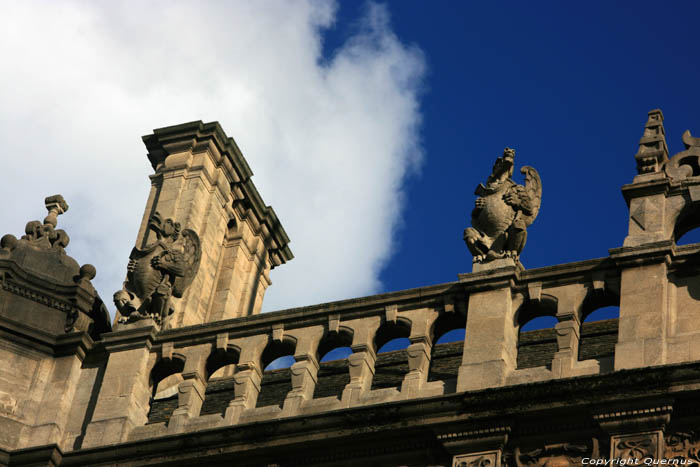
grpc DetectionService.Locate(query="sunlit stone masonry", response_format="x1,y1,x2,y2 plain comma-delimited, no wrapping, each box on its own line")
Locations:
3,112,700,466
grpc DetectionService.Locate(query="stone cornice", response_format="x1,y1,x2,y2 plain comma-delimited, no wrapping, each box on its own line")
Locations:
594,399,674,434
0,260,93,314
621,178,672,205
100,325,157,352
151,280,461,348
141,121,293,267
0,316,94,361
609,240,675,268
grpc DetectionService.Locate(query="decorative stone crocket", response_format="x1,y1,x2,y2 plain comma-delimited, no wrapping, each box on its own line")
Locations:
463,148,542,265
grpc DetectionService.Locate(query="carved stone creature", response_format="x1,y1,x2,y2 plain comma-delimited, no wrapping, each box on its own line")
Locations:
464,148,542,264
114,212,201,327
515,440,599,467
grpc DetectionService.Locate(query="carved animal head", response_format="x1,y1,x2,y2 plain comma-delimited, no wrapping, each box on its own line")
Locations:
148,212,181,241
491,147,515,179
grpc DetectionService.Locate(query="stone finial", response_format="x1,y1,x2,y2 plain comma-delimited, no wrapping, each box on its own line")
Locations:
44,194,68,227
463,148,542,269
682,129,700,149
634,109,669,174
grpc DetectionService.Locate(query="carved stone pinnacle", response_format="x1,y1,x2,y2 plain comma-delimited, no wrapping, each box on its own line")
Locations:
44,195,69,227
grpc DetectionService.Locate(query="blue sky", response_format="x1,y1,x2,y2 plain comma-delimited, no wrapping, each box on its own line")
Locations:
326,1,700,293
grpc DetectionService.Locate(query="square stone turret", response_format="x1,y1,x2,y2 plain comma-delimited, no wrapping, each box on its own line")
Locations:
116,121,293,329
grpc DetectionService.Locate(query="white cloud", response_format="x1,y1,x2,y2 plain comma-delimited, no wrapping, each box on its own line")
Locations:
0,1,425,316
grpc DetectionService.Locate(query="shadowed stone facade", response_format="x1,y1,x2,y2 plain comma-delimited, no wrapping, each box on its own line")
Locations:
3,112,700,466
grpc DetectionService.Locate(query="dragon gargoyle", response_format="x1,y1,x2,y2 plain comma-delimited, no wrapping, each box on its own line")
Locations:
114,212,201,327
464,147,542,264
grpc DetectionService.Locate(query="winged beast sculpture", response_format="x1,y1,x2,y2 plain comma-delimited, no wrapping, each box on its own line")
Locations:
464,148,542,264
114,212,201,327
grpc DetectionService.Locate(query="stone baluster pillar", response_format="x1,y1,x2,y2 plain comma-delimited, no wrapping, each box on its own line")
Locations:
82,327,156,448
400,308,437,398
224,335,267,424
282,326,324,415
342,317,381,406
548,283,591,378
458,270,519,391
167,344,209,433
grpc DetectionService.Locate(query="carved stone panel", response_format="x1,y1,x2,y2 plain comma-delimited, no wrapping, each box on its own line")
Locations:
665,431,700,464
514,439,600,467
611,431,663,463
453,450,501,467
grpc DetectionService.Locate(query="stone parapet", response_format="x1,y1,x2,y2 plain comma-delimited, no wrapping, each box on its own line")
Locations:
55,242,699,447
5,213,700,455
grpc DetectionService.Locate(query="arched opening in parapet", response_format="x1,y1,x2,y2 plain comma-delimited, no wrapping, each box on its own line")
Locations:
579,291,619,370
583,306,619,322
520,315,558,331
206,347,241,380
313,328,354,400
147,355,185,425
256,337,297,409
676,226,700,246
516,297,558,370
674,203,700,246
371,319,412,390
150,355,186,398
432,311,467,344
427,311,467,394
198,347,241,418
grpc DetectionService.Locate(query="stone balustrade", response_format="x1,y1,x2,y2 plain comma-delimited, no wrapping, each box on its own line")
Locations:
71,240,700,448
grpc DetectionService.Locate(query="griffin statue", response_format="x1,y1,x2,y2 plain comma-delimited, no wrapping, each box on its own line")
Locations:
464,148,542,264
114,212,201,327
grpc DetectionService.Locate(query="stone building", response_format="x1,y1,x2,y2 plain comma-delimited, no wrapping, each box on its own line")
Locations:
2,111,700,466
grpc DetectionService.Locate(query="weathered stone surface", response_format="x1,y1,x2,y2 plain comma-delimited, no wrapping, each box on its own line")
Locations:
135,121,293,328
5,114,700,465
0,196,110,339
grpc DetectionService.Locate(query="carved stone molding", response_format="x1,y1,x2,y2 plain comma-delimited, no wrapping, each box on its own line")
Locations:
1,280,73,314
438,425,511,467
594,403,672,434
454,450,500,467
514,440,600,467
665,431,700,464
611,432,663,463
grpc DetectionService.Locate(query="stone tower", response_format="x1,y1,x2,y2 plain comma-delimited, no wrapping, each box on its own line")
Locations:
114,121,292,329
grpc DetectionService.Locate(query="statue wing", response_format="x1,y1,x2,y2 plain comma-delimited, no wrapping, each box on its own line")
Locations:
520,166,542,227
172,229,201,298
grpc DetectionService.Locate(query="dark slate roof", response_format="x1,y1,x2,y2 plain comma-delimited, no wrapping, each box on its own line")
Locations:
517,318,618,369
147,318,619,425
371,350,409,391
314,359,350,399
427,341,463,383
